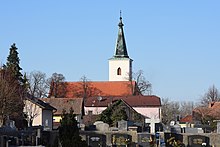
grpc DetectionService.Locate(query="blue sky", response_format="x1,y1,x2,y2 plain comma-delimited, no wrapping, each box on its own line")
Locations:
1,1,220,102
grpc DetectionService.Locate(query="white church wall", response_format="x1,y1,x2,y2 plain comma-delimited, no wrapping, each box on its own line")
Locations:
109,58,132,81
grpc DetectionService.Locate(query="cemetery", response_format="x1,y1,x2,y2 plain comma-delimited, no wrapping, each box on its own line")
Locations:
79,120,220,147
1,117,220,146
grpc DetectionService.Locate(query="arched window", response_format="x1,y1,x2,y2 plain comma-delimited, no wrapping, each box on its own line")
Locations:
117,67,121,75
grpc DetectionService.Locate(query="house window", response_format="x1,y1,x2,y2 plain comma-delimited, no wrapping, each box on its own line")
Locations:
117,67,121,75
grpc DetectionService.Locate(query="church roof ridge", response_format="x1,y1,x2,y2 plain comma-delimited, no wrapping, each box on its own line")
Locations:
66,80,136,83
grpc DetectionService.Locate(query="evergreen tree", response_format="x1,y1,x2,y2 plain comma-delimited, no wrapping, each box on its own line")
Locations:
98,107,113,125
59,108,87,147
111,106,128,126
6,43,23,83
97,100,128,126
0,43,25,128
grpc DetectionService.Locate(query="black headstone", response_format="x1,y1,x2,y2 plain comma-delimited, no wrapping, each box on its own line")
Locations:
188,135,210,147
164,133,184,147
87,134,106,147
111,133,132,146
137,133,154,147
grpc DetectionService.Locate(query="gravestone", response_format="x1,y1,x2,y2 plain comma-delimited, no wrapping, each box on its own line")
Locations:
94,121,104,126
111,133,132,146
128,126,138,132
184,127,204,133
88,125,96,131
188,135,210,147
171,124,181,133
5,117,16,130
109,127,118,131
118,120,127,131
164,133,184,147
96,122,109,131
137,133,153,147
87,134,106,147
198,129,204,133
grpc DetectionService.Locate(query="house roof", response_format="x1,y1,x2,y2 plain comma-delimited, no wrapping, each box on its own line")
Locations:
49,81,138,98
83,114,99,126
83,99,146,126
209,102,220,109
85,95,161,107
193,103,220,119
180,115,193,123
209,102,220,118
40,98,83,115
25,97,56,111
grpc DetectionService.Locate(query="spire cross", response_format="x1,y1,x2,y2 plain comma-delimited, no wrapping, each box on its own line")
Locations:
118,10,123,27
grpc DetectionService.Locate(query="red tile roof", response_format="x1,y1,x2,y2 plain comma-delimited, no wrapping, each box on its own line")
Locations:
180,115,193,123
210,102,220,109
85,95,161,107
40,98,83,115
209,102,220,118
193,103,220,119
49,81,139,98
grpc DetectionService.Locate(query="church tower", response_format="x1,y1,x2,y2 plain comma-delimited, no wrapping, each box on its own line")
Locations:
109,15,133,81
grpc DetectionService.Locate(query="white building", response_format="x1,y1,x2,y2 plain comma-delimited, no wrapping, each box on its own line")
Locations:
23,97,56,131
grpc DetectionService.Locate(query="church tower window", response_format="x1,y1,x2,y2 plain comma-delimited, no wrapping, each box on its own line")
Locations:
117,67,121,75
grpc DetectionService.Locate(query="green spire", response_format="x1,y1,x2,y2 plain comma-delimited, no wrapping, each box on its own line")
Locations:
114,14,129,58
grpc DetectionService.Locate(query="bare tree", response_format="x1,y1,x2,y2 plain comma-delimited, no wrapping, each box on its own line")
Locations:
161,98,180,125
0,78,15,126
179,101,194,117
161,98,196,125
72,76,101,101
80,75,90,99
27,71,49,98
0,70,24,127
193,107,213,125
200,85,220,106
134,70,152,95
48,72,66,98
131,70,152,95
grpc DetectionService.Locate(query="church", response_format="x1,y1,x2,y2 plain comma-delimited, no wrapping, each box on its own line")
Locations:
47,15,162,133
49,15,139,98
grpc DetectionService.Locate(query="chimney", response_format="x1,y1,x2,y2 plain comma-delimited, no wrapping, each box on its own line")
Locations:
88,110,93,116
209,102,215,108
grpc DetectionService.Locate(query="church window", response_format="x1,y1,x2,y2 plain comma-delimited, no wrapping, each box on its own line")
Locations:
117,67,121,75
